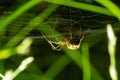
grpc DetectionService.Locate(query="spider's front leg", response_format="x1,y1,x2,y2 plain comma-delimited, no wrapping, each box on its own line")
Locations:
48,40,63,51
41,32,64,51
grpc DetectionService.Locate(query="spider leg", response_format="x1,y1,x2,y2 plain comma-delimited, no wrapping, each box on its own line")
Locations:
78,34,84,46
51,44,63,51
49,40,61,44
70,29,72,39
41,32,63,51
78,28,84,45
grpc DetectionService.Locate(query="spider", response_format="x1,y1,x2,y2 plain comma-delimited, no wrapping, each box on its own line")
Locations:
41,31,84,51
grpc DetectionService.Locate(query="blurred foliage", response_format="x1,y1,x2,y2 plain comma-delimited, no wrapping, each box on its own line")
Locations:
0,0,120,80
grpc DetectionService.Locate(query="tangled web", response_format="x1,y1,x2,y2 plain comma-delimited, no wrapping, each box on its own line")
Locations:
1,4,117,40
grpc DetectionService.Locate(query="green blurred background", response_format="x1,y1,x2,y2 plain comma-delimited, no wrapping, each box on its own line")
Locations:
0,0,120,80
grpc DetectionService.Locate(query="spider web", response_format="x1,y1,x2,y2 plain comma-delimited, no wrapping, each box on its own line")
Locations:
0,3,117,40
47,5,117,38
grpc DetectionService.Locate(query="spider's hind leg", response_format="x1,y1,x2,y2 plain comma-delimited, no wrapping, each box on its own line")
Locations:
78,32,84,46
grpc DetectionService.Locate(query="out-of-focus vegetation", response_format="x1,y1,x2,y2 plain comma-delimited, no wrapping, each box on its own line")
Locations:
0,0,120,80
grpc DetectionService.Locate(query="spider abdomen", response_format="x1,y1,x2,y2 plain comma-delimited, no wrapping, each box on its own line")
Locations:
65,39,80,50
